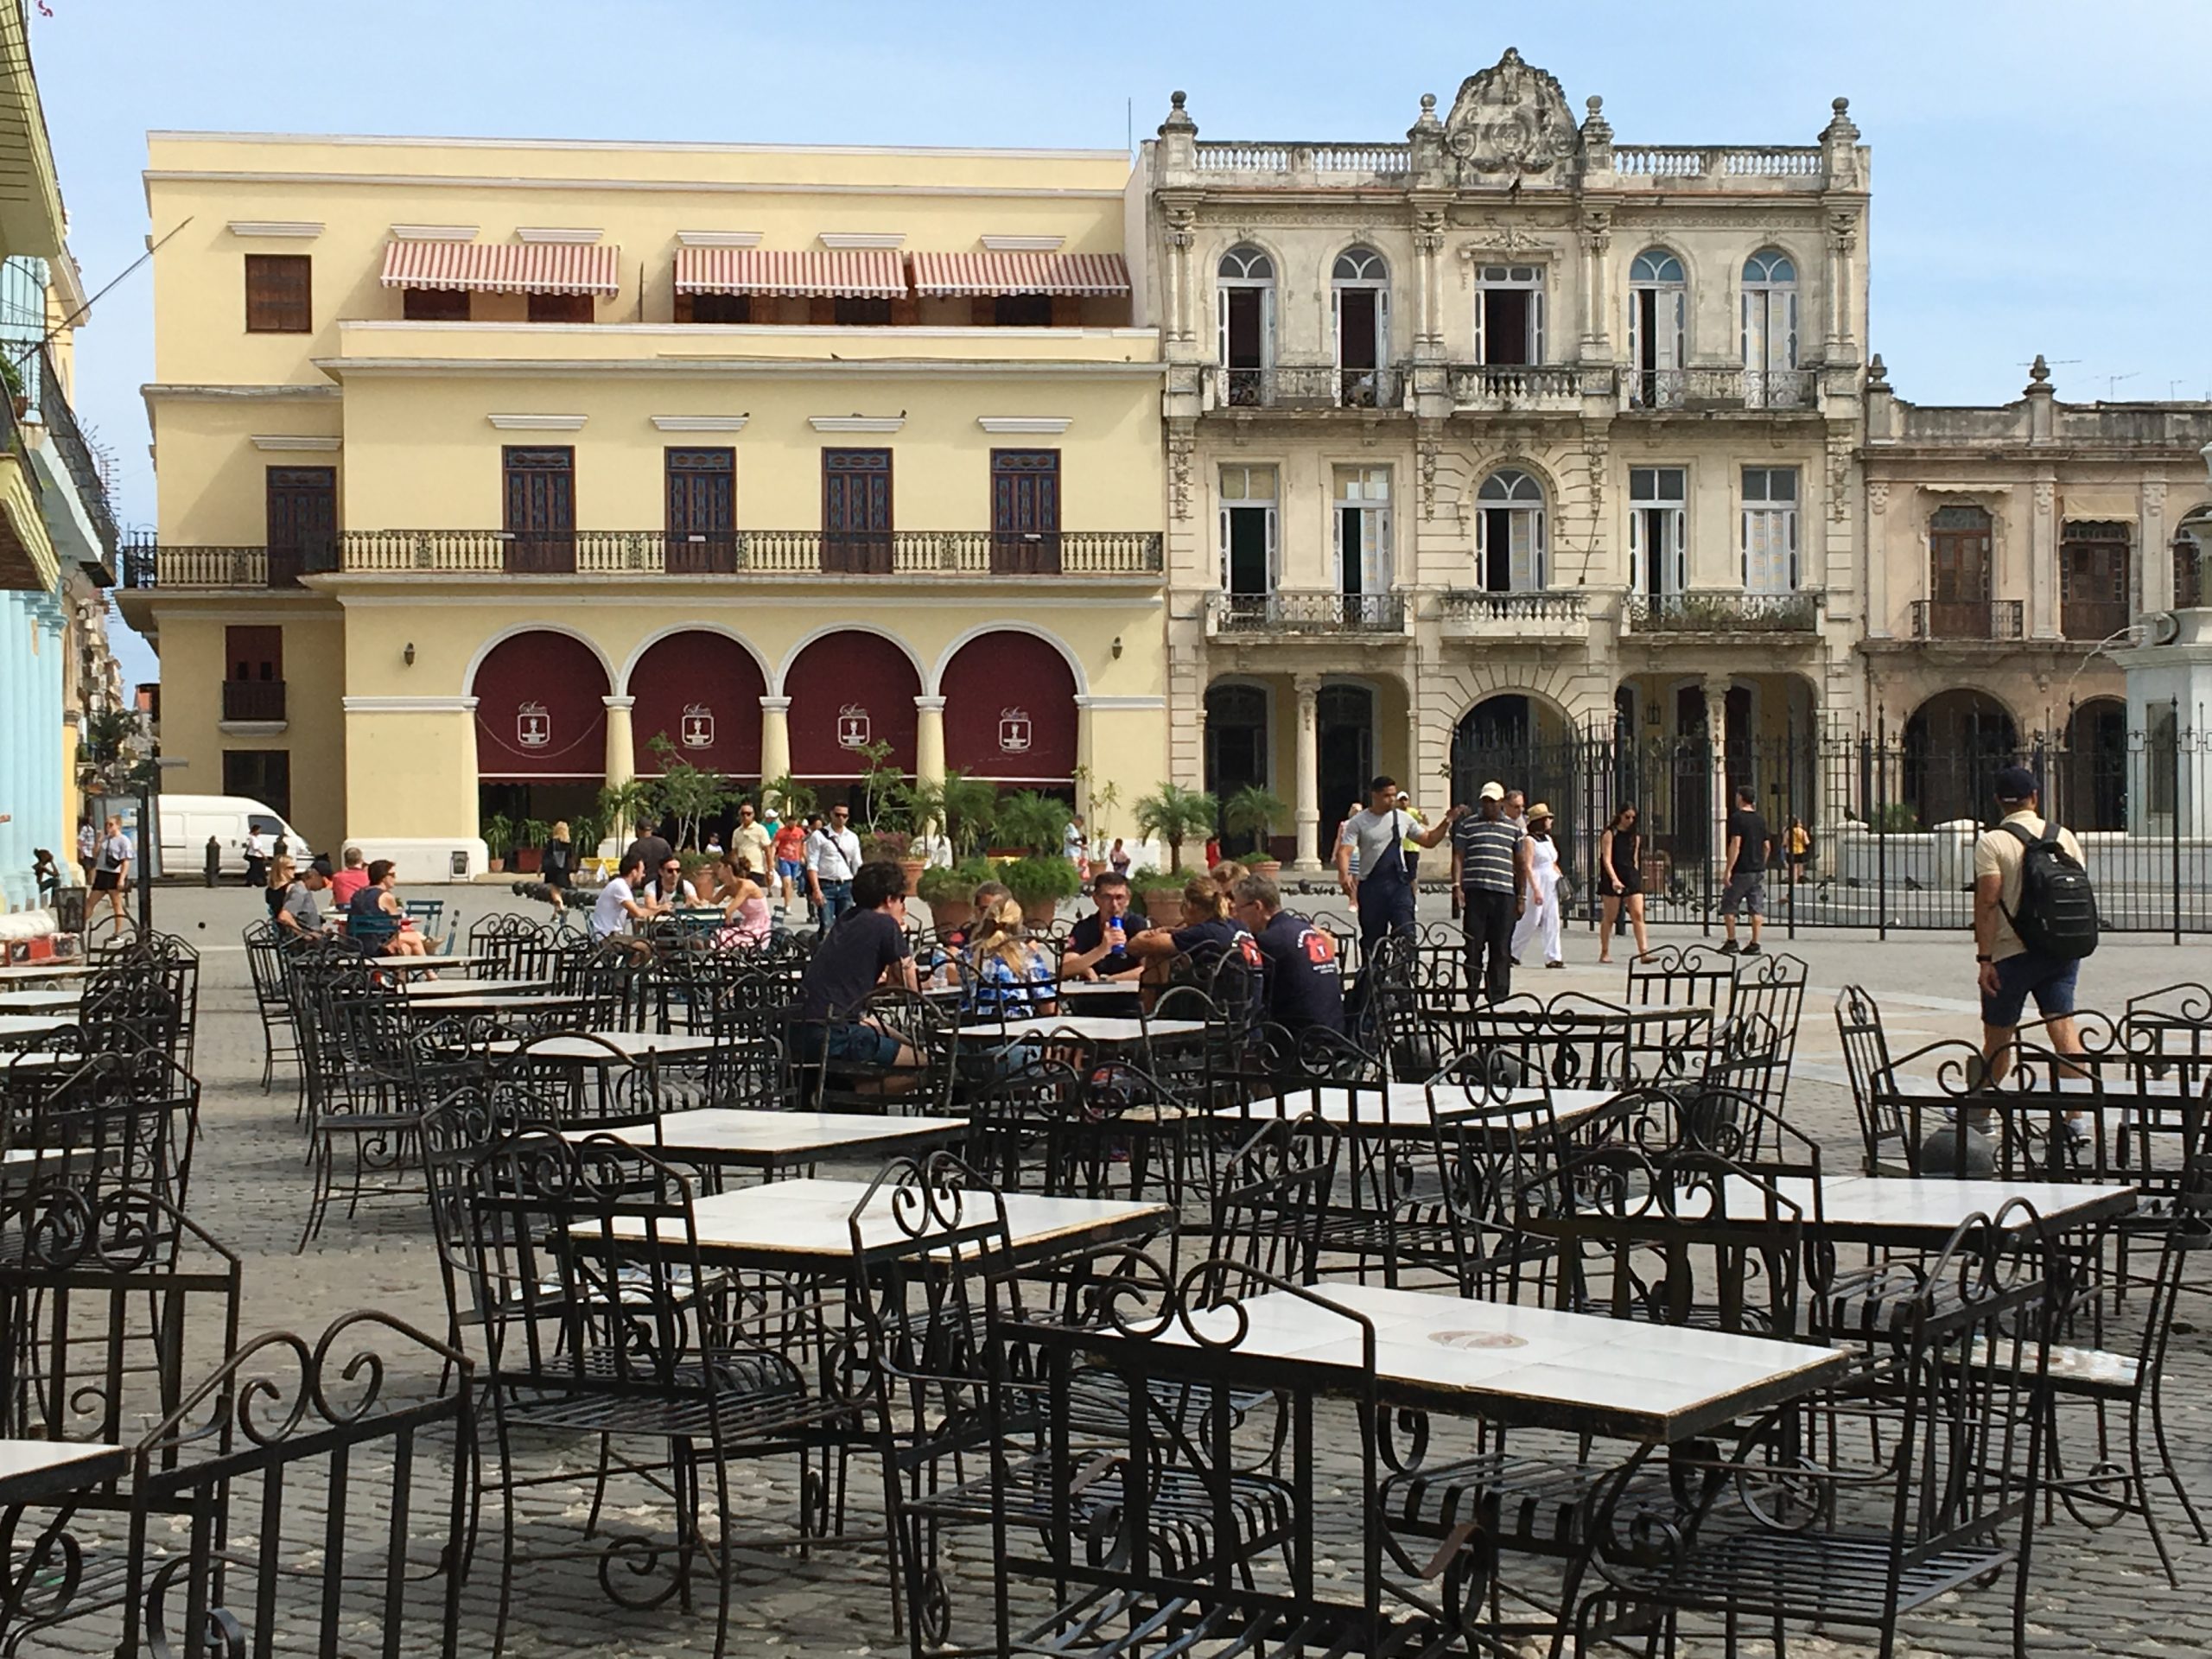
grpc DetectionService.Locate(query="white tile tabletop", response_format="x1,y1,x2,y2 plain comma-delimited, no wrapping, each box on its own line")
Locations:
395,993,587,1018
369,954,495,973
486,1031,721,1063
1216,1084,1623,1137
1663,1173,2137,1243
1146,1282,1844,1442
0,1439,128,1505
586,1176,1170,1267
399,977,555,1000
565,1107,966,1166
0,989,79,1014
0,1014,73,1042
959,1015,1207,1045
0,962,95,982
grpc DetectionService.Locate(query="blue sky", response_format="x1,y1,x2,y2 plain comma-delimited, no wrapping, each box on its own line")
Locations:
35,0,2212,690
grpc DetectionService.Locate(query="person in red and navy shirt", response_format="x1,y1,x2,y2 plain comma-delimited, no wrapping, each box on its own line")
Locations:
1230,868,1344,1034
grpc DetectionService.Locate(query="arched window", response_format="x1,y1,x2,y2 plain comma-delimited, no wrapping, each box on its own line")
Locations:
1217,245,1275,406
1740,250,1801,408
1476,468,1548,593
1331,247,1390,407
1627,250,1687,409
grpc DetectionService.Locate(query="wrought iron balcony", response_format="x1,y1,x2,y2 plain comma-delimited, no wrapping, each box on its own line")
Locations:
1626,592,1821,634
35,345,118,559
1624,366,1815,411
2061,598,2132,642
1204,364,1405,410
1910,599,2025,642
220,678,287,722
1211,592,1407,635
1437,589,1590,639
119,529,1164,586
1447,365,1603,412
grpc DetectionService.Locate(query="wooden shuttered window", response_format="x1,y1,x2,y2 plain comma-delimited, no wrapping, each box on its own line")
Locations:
245,255,312,334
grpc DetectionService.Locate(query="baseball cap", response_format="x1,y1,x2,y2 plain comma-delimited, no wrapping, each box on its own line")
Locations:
1993,765,2037,804
1478,781,1506,803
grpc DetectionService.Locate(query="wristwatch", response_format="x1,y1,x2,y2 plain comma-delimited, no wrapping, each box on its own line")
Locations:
1975,954,1993,963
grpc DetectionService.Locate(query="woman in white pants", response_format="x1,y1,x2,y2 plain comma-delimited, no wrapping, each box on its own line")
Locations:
1511,804,1565,969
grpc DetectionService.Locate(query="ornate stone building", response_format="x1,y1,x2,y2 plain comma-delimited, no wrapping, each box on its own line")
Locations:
1135,49,1871,867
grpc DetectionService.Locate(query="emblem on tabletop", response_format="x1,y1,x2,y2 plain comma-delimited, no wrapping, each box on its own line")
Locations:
681,702,715,749
516,702,550,748
998,708,1033,755
836,705,871,749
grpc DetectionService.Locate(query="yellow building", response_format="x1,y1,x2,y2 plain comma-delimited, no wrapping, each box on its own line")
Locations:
119,131,1166,872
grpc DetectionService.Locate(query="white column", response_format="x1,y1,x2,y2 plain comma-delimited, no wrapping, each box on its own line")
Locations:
913,695,946,790
602,695,636,791
758,696,792,797
2029,480,2058,640
1292,673,1322,871
1703,674,1731,886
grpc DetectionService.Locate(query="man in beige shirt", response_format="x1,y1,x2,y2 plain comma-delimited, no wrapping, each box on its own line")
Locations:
1971,765,2086,1087
730,800,774,880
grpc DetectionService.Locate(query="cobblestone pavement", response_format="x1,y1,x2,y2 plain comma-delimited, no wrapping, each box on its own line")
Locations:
44,884,2212,1656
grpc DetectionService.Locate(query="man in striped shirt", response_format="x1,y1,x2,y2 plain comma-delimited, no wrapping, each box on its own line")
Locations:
1449,781,1531,1003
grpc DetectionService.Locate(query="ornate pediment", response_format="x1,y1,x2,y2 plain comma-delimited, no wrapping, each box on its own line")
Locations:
1441,48,1579,188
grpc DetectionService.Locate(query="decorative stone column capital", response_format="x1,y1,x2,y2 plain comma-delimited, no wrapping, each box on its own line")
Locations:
913,696,947,713
759,696,792,713
602,696,636,711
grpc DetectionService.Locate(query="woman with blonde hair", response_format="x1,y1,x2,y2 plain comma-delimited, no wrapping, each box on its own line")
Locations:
1206,860,1249,897
713,852,772,950
541,820,575,910
263,853,297,920
960,895,1058,1020
1128,875,1260,994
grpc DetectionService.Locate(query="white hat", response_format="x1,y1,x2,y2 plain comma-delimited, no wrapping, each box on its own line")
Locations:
1478,780,1506,803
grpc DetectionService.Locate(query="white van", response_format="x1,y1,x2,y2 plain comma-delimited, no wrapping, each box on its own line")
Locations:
156,794,314,880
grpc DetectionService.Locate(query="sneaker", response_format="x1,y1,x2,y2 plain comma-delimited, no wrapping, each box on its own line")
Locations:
1719,940,1740,956
1740,943,1762,957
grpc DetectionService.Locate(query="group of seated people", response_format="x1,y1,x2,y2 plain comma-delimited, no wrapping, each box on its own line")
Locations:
796,858,1345,1083
265,848,435,958
590,848,772,949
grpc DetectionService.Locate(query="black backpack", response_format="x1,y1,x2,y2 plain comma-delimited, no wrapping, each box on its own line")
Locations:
2000,822,2099,960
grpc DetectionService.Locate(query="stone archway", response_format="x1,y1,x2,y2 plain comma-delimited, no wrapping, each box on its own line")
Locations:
1903,689,2020,828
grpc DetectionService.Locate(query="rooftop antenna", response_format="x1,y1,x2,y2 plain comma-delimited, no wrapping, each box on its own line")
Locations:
2099,371,2139,399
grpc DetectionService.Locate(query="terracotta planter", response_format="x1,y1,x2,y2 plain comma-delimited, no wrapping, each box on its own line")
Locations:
488,857,506,874
511,848,543,874
898,858,926,898
1140,884,1186,926
1249,859,1283,880
1020,898,1060,929
929,897,975,935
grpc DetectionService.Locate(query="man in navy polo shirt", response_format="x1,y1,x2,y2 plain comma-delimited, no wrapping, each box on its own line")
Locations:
1230,869,1344,1034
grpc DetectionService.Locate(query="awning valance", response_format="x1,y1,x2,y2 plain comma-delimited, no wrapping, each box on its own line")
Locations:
380,239,620,296
2059,493,2140,524
910,251,1130,297
675,246,905,299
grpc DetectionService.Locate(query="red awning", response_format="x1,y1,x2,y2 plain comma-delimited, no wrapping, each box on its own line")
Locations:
380,239,620,296
674,246,906,299
909,251,1130,298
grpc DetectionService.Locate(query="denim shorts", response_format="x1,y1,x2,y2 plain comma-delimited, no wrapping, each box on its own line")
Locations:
1980,952,2079,1028
796,1021,903,1067
776,858,804,881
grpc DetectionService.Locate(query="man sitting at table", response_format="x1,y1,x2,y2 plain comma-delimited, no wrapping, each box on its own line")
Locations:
348,860,432,957
591,851,664,940
1063,870,1149,983
275,864,338,939
1230,870,1344,1035
795,860,922,1085
645,854,698,909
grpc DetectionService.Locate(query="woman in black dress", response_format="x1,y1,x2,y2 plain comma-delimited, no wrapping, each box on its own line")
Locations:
540,820,574,912
1597,804,1649,963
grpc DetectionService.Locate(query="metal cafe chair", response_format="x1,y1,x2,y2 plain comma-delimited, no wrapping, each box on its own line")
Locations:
1623,941,1738,1020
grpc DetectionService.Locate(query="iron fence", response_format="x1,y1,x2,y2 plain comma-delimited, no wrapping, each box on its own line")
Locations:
1448,715,2209,940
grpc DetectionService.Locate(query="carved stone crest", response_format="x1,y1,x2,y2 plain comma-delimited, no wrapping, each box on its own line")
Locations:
1441,49,1579,188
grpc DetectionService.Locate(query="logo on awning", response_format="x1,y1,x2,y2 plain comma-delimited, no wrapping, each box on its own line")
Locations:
998,707,1033,755
516,702,550,748
681,703,715,749
837,705,871,749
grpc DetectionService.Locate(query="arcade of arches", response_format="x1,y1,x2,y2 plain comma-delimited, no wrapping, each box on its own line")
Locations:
467,625,1092,836
1203,675,1411,864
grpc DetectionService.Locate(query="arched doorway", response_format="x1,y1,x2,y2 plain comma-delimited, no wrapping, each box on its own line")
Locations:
1205,683,1270,810
628,631,766,783
940,631,1078,790
1904,690,2019,828
1451,695,1573,823
785,632,921,806
471,630,609,836
2060,698,2126,831
1317,683,1376,849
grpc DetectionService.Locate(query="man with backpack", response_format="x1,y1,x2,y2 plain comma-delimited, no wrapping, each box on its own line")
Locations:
1972,765,2096,1088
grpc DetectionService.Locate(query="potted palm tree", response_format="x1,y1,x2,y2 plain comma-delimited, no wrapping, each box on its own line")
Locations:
1133,783,1217,923
512,817,550,874
991,790,1079,925
1222,785,1287,875
481,812,514,874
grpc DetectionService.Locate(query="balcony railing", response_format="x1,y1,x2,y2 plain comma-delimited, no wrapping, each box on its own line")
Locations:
1438,590,1589,625
1612,145,1826,179
1212,592,1407,635
35,345,118,559
1626,592,1821,633
1192,141,1412,176
1911,599,2025,642
1624,367,1815,411
122,530,1164,586
2061,598,2132,642
1205,364,1405,410
1448,365,1603,411
220,678,287,722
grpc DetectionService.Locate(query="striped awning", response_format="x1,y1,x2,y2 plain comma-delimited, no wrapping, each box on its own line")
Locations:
380,239,620,296
675,246,906,299
910,251,1130,297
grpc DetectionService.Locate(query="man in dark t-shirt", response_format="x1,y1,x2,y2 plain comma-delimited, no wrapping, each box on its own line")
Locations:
1064,871,1150,982
620,821,674,878
1231,871,1344,1034
1720,785,1771,957
796,861,920,1074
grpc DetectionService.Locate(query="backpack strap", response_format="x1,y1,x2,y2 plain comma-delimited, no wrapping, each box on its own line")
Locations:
1999,820,2059,853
